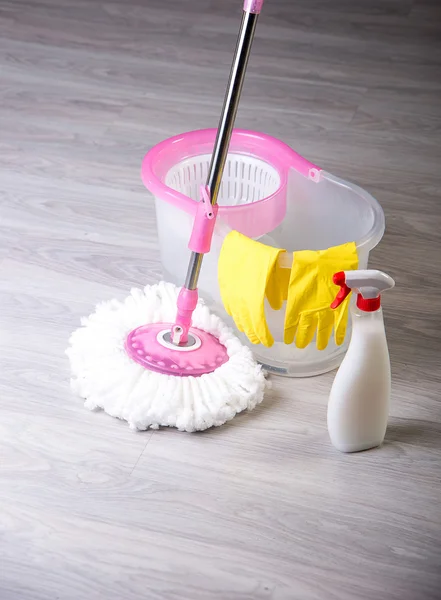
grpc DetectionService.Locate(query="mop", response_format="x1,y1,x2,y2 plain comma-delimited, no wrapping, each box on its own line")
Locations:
66,0,268,432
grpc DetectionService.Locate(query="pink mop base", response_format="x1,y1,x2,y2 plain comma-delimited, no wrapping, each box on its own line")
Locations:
125,322,229,377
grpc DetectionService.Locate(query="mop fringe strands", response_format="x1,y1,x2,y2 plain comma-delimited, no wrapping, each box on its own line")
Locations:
67,282,267,432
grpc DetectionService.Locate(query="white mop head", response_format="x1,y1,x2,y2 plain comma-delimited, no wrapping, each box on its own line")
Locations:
66,281,268,432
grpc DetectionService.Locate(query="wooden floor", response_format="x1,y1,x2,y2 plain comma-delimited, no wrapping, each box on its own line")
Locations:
1,0,440,598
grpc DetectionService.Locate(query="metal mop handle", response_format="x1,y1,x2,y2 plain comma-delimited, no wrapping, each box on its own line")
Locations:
184,1,264,290
172,0,264,346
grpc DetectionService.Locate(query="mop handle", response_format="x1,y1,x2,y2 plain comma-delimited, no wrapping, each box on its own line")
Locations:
243,0,265,14
184,2,263,290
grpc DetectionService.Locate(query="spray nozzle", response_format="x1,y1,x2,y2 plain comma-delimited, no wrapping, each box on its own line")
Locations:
331,272,352,309
331,269,395,312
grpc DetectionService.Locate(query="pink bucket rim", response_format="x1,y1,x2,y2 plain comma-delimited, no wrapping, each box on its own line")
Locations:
141,128,321,216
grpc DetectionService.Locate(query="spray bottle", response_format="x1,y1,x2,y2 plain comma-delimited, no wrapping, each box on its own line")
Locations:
328,269,395,453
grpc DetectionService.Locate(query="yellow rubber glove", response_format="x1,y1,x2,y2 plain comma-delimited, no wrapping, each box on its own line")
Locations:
218,231,286,347
284,242,358,350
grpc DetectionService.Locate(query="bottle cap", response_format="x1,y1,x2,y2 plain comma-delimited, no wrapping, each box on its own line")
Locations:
331,270,395,313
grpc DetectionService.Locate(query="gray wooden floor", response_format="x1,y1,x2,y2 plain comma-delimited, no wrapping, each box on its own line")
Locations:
1,0,440,598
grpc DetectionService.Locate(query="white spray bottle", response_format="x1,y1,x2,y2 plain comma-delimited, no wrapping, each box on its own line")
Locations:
327,269,395,453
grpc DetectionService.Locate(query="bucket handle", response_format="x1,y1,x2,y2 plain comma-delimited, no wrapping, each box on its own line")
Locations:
288,148,322,182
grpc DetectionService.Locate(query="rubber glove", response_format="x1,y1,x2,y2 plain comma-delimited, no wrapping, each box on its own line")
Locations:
284,242,358,350
218,230,286,347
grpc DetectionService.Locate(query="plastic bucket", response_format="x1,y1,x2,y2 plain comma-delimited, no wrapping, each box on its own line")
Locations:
142,128,385,376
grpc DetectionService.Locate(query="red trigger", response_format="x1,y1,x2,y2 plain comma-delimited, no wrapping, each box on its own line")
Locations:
331,271,351,309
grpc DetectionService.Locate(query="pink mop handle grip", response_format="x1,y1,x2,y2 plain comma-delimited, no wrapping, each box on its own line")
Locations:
243,0,265,14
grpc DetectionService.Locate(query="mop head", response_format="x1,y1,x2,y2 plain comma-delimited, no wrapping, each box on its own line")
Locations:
66,281,268,432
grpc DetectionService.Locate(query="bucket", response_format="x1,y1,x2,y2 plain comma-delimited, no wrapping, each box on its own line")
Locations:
142,128,385,377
